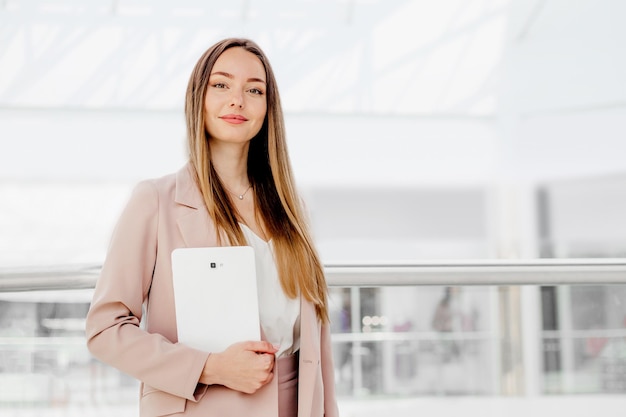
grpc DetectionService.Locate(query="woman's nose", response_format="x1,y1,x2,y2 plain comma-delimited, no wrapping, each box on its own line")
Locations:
229,91,244,108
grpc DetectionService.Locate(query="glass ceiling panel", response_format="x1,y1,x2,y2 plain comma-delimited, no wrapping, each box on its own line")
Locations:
0,0,510,115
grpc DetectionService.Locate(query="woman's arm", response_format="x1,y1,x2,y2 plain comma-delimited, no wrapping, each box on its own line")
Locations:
85,181,209,401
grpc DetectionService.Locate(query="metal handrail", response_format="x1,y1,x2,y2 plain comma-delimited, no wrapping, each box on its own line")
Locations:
327,258,626,286
0,264,101,292
1,258,626,292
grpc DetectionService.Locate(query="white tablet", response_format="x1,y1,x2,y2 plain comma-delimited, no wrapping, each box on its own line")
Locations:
171,246,260,352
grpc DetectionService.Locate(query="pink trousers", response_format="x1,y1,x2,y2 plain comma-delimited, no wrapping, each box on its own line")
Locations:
277,351,299,417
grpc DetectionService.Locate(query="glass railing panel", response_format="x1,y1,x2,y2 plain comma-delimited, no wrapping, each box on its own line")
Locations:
326,283,626,400
328,285,500,397
1,261,626,416
0,290,138,416
539,284,626,395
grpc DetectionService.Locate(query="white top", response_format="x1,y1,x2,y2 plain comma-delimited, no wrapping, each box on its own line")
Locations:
240,224,300,358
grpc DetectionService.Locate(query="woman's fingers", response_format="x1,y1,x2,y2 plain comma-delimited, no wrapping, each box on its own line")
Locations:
241,340,279,354
200,341,278,393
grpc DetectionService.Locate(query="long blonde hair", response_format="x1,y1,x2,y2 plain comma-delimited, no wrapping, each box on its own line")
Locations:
184,38,328,322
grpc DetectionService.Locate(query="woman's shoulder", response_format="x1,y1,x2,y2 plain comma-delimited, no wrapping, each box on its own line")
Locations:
126,162,205,217
132,163,192,201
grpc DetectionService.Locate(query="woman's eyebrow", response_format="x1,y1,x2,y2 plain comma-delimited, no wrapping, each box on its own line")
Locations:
210,71,266,84
210,71,234,79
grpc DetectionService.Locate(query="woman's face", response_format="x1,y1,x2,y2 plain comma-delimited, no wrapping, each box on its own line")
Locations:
204,47,268,146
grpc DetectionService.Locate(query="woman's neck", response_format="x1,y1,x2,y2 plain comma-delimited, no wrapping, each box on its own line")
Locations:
210,141,250,192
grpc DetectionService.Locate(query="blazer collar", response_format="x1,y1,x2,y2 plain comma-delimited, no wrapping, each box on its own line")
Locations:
175,162,204,209
174,162,219,248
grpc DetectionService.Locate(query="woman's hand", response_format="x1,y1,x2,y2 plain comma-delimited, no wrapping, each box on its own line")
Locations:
199,341,279,394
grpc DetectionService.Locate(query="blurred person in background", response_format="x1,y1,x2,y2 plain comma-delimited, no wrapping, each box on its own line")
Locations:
85,38,339,417
431,287,462,362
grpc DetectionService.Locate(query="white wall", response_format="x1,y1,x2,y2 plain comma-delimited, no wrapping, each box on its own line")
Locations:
0,109,496,186
0,109,496,265
542,174,626,257
0,108,188,182
497,0,626,182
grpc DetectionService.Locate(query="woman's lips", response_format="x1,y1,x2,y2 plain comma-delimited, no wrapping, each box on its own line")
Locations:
220,114,248,124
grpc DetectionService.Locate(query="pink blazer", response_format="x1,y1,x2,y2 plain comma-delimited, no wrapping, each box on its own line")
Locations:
85,163,339,417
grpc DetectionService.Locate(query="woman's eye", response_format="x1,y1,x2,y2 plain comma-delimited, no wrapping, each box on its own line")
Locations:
249,88,264,95
213,83,227,89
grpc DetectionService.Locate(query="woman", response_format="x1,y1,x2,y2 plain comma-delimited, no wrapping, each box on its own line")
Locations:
85,38,339,417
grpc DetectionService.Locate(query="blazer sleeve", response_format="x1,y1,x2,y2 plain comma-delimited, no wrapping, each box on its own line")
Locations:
321,322,340,417
85,180,209,401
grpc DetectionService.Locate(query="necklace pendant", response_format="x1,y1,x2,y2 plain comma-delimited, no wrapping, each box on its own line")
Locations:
232,184,251,201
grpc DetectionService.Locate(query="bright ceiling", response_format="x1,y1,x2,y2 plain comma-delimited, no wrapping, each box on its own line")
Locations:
0,0,511,115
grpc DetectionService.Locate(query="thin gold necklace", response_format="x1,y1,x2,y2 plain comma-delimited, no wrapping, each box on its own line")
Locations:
229,184,252,200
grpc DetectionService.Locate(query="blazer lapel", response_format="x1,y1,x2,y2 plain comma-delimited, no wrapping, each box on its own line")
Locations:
174,163,219,248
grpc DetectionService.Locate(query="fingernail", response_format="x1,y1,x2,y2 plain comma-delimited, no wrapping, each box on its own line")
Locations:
272,344,280,349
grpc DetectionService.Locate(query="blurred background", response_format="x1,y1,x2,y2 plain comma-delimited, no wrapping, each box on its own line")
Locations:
1,0,626,416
